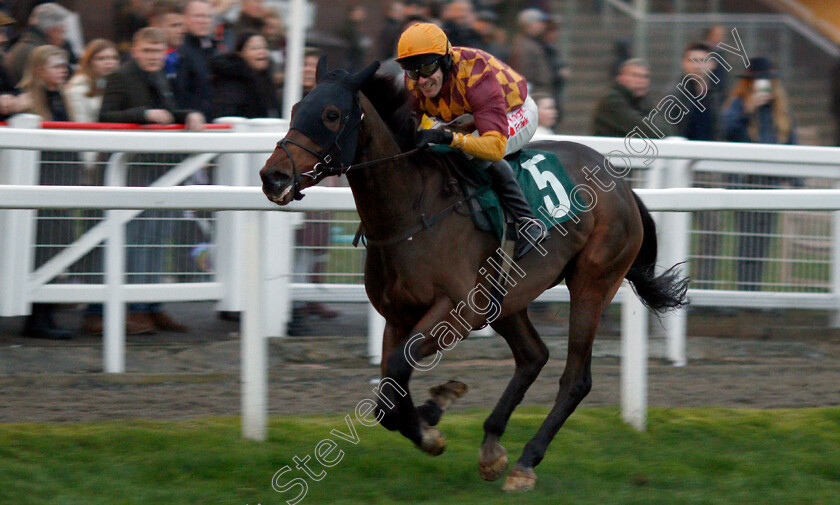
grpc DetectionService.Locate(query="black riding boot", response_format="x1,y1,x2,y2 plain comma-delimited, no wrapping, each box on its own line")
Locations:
485,159,548,259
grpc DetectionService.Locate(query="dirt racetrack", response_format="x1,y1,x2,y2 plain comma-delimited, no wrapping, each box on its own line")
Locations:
1,302,839,423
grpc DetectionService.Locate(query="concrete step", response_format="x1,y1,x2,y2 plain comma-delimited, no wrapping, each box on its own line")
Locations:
545,2,834,145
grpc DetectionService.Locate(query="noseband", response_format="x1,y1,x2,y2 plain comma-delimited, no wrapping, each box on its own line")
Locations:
275,91,365,200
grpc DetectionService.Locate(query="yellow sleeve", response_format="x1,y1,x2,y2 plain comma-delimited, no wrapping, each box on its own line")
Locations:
450,130,507,161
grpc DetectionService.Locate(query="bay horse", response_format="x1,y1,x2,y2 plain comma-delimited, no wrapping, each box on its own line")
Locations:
260,59,688,492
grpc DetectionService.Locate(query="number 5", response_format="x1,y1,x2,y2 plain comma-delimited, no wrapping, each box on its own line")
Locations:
521,154,571,218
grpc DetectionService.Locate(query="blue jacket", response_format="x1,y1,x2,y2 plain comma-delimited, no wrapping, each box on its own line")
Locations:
174,34,219,117
722,97,796,145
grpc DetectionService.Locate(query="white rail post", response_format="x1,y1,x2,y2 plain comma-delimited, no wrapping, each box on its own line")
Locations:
662,158,691,366
282,0,308,119
0,114,41,316
104,208,127,373
213,117,250,315
247,119,294,336
831,180,840,328
242,210,267,440
103,153,130,373
621,284,648,431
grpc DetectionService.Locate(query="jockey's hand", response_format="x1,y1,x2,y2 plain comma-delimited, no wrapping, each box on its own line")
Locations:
415,128,454,148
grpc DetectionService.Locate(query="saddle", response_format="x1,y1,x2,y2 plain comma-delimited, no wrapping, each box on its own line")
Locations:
353,146,580,246
435,148,518,241
435,146,582,242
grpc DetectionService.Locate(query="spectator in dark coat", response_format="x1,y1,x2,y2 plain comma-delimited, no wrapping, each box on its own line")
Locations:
703,24,729,99
209,31,279,119
509,9,553,98
591,58,672,137
541,15,568,129
176,0,218,117
113,0,153,55
376,1,405,61
99,28,202,127
3,2,70,84
439,0,482,48
473,9,506,61
232,0,265,37
677,42,720,141
678,42,723,287
148,0,186,97
338,4,371,73
98,27,204,335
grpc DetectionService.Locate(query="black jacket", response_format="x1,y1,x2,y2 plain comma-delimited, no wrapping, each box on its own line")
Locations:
175,33,218,117
99,59,194,124
209,52,279,120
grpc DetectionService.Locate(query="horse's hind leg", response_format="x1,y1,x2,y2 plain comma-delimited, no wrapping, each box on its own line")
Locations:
478,310,548,482
504,236,637,491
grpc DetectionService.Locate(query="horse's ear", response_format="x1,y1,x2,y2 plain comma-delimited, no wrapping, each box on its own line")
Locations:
315,55,328,84
350,60,381,90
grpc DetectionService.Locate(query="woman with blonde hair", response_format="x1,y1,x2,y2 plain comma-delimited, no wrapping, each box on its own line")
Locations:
17,44,78,340
723,57,795,145
65,39,120,122
722,57,797,293
18,44,71,121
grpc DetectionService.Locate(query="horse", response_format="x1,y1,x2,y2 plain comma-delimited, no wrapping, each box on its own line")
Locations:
260,58,688,492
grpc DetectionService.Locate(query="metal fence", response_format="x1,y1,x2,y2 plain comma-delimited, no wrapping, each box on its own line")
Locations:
689,168,833,293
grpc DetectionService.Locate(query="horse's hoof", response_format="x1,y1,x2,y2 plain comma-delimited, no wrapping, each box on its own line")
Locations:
478,444,508,481
430,380,468,398
417,426,446,456
501,466,537,492
429,380,468,410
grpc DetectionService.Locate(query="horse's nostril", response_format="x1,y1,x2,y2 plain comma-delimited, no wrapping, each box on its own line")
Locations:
261,169,291,190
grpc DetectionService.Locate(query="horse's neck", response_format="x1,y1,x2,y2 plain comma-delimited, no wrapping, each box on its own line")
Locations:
346,113,426,240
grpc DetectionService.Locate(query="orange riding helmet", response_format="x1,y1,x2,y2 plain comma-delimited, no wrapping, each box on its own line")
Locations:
396,22,453,73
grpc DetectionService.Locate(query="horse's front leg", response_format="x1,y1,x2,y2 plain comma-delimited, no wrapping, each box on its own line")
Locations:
377,297,471,456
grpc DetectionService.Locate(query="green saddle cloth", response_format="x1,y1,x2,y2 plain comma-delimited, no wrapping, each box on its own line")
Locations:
449,148,584,241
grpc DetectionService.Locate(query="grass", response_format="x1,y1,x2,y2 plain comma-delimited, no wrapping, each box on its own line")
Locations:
1,407,839,505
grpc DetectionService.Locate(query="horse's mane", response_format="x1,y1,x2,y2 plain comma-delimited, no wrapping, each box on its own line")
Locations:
360,73,419,152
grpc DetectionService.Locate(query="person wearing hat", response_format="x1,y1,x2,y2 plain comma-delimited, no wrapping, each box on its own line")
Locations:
395,21,547,259
722,56,797,292
723,57,795,145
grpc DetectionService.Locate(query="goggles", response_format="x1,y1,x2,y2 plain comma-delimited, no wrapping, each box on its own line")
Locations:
404,58,442,80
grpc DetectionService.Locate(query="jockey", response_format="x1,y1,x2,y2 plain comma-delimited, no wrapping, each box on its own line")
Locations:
395,22,548,260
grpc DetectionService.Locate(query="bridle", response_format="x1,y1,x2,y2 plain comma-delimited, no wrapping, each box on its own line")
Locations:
270,84,472,249
274,102,422,200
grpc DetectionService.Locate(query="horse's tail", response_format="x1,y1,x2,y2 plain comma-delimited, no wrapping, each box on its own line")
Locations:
624,191,690,313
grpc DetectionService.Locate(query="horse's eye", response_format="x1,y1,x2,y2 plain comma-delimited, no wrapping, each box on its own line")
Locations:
325,110,341,122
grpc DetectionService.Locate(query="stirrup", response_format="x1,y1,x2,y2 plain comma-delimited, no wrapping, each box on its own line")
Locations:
513,218,548,259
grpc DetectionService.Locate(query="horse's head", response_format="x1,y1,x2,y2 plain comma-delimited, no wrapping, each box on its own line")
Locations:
260,57,380,205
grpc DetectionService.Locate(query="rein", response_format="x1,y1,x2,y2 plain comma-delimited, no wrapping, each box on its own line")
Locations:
340,147,423,174
278,82,464,247
355,184,489,248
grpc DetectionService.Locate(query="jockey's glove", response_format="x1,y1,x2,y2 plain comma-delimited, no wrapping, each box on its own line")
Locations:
415,128,454,148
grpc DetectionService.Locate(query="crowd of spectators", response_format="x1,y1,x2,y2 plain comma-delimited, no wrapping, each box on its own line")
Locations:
0,1,828,336
590,32,799,293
